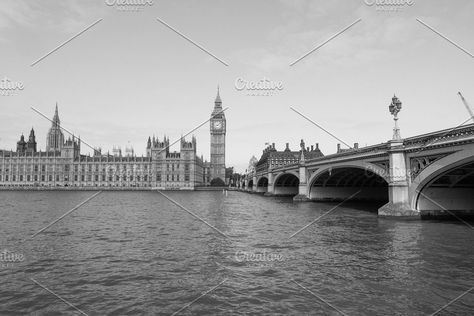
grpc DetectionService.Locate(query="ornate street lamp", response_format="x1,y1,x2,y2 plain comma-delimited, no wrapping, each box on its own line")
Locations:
389,95,402,140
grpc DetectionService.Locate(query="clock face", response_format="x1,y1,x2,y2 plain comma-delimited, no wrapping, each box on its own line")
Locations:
213,121,222,129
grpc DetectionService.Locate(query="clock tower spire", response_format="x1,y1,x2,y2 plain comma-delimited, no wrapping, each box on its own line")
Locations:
210,87,226,184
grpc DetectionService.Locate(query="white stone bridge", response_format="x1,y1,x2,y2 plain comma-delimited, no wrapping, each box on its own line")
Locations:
241,124,474,217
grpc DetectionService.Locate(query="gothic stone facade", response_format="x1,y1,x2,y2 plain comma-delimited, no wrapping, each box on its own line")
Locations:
0,91,226,189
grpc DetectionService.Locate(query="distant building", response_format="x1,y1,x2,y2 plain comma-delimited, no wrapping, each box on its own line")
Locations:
209,87,226,183
255,140,324,173
337,143,359,153
0,90,226,189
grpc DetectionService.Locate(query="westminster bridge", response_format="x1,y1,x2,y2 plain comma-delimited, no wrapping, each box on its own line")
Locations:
241,123,474,217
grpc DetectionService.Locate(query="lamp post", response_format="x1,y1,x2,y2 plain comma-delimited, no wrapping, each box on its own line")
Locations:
389,95,402,140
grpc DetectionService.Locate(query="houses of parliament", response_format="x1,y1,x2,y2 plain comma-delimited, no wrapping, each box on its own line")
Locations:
0,90,227,189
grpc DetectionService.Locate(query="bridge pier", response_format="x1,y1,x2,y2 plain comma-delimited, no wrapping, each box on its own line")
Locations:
378,140,419,217
293,154,310,201
264,172,274,196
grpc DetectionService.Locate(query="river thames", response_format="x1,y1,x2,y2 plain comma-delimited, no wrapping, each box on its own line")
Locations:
1,191,473,315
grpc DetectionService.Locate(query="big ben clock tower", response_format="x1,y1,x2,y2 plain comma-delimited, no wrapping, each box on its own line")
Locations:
210,87,226,183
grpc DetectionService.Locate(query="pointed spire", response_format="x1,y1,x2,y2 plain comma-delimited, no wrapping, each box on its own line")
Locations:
215,85,222,105
52,102,60,127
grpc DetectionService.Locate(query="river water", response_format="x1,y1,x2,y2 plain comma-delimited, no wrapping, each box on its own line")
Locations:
0,191,473,315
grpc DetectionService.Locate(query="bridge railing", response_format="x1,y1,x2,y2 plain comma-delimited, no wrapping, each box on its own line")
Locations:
403,123,474,149
257,123,474,174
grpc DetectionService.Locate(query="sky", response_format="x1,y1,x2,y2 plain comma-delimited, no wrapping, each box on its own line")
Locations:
0,0,473,173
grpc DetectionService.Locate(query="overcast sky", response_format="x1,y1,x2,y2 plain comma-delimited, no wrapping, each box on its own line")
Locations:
0,0,473,172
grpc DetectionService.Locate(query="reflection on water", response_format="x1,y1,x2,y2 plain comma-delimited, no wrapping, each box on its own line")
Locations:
0,191,473,315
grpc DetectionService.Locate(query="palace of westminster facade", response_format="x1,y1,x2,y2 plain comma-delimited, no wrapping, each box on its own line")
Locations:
0,91,227,189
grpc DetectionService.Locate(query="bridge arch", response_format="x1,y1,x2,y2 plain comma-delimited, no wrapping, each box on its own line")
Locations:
256,176,268,193
308,162,389,202
273,172,299,196
411,148,474,213
247,179,254,191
